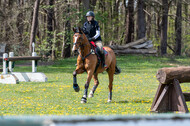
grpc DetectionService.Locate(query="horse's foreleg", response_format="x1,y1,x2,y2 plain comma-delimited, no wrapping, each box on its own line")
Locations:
81,70,94,103
73,69,84,92
88,74,99,98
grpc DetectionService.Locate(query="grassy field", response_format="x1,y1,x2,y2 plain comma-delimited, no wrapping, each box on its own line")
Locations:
0,55,190,115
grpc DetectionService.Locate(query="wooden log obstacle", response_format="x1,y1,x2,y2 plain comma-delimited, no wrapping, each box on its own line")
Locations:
151,67,190,113
0,52,47,84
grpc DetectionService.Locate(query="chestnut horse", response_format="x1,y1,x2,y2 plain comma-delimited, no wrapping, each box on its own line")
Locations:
72,27,120,103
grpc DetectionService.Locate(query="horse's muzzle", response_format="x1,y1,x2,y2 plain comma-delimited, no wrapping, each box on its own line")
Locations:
72,49,78,54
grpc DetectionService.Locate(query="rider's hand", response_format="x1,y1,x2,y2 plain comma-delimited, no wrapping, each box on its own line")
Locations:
88,37,95,41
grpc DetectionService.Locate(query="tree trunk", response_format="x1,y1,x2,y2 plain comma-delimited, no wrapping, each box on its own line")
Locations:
90,0,97,10
62,0,71,58
29,0,40,53
146,5,152,39
16,12,24,55
156,67,190,84
82,0,90,23
160,0,168,55
125,0,134,43
184,2,188,36
113,0,120,42
137,0,146,39
46,0,54,56
82,0,90,10
61,22,65,58
52,30,56,60
175,1,182,56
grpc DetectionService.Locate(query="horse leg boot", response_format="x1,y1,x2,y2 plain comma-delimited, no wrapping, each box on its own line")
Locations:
81,71,93,103
88,74,99,98
73,71,80,92
81,83,89,103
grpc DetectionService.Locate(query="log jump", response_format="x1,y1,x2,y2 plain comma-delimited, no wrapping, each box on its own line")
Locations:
108,37,157,54
151,67,190,113
0,43,47,84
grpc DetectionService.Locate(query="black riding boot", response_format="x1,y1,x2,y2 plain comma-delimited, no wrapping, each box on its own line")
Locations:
101,52,106,68
95,47,107,68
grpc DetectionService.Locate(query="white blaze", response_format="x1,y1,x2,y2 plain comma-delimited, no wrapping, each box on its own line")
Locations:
72,36,78,52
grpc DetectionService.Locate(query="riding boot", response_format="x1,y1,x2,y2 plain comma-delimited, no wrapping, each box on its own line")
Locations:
95,47,107,68
101,52,107,68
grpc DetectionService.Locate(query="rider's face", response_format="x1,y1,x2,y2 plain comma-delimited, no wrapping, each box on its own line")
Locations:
87,16,93,22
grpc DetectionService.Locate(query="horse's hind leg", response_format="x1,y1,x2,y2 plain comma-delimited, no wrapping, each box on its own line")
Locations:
88,74,99,98
107,64,115,103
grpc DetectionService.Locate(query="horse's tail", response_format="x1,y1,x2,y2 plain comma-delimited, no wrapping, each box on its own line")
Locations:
114,65,121,75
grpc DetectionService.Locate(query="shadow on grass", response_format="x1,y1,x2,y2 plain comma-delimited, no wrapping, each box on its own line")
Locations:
131,100,151,104
116,100,129,103
116,99,151,104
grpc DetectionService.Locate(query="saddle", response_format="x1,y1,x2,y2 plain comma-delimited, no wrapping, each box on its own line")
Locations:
90,41,108,73
90,41,108,58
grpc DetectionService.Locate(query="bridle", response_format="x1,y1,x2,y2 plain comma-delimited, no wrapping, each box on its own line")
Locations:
73,34,93,61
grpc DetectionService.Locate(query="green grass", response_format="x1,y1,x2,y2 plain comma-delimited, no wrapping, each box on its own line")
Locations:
0,55,190,115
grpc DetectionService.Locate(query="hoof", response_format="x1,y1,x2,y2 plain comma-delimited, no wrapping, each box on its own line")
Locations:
73,84,80,92
107,99,112,103
88,93,93,98
81,97,87,103
88,91,94,98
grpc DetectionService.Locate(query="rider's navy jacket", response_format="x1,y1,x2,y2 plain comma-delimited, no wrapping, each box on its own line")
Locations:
82,20,102,42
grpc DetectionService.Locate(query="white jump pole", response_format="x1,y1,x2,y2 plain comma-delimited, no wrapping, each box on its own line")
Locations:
3,53,8,74
32,42,37,73
9,52,14,72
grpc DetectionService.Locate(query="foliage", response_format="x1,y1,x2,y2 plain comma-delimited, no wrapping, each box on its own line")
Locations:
0,0,189,57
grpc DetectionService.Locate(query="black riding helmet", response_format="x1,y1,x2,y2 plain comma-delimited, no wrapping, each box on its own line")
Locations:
86,11,95,17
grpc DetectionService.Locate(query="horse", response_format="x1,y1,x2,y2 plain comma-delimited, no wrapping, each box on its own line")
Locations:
72,27,120,103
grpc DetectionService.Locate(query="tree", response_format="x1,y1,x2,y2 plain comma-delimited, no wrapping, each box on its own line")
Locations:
62,0,71,58
124,0,134,43
90,0,97,10
29,0,40,53
175,1,182,56
137,0,146,39
82,0,90,11
160,0,169,55
46,0,54,56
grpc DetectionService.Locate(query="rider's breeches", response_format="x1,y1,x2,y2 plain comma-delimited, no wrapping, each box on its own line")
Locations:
96,41,103,54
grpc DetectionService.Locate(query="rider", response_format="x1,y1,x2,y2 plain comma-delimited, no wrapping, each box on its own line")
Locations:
82,11,107,68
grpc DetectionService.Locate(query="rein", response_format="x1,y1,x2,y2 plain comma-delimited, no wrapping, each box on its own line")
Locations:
76,41,93,62
79,50,92,61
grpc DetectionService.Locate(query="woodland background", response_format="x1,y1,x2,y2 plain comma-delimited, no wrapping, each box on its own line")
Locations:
0,0,189,59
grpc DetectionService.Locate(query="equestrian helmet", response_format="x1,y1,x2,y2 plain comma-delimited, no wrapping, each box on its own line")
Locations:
86,11,95,17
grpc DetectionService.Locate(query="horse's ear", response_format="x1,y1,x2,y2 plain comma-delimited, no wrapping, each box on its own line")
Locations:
79,27,83,34
73,27,77,33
